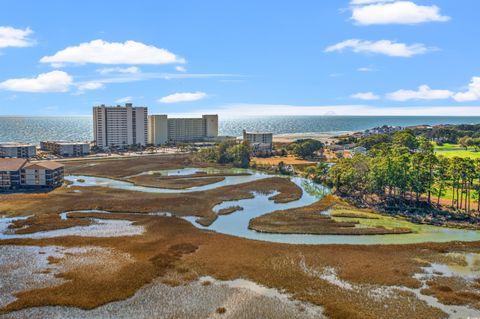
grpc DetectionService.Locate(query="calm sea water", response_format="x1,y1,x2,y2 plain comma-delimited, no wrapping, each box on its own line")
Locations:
1,116,480,145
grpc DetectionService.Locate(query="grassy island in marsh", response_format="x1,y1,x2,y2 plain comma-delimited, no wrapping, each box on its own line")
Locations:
249,195,412,235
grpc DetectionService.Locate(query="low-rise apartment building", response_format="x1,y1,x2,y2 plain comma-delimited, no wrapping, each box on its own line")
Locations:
242,130,273,152
0,158,25,191
40,141,90,157
0,158,64,192
0,143,37,158
148,114,218,145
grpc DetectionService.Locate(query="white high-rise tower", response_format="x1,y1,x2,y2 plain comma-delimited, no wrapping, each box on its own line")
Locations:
93,103,148,149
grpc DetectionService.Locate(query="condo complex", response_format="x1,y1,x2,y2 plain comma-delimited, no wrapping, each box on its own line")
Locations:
148,114,219,145
0,158,64,192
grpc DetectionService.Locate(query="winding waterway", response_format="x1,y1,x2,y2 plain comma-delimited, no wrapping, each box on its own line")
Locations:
64,167,480,245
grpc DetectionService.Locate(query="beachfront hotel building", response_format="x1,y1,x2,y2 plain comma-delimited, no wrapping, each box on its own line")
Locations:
0,142,37,158
93,103,148,149
242,130,273,151
0,158,64,192
148,114,218,145
40,141,91,157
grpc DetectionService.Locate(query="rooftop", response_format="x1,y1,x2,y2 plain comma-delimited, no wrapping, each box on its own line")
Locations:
0,142,36,148
24,161,64,170
243,131,273,135
0,158,28,171
94,103,146,108
42,141,90,145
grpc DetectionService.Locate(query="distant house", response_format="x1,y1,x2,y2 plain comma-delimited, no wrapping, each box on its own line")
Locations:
352,146,367,155
364,125,403,136
0,158,64,192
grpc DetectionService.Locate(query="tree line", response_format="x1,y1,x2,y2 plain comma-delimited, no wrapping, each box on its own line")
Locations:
194,141,251,168
326,130,480,214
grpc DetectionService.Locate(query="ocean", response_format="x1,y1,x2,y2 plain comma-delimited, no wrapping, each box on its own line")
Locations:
1,116,480,145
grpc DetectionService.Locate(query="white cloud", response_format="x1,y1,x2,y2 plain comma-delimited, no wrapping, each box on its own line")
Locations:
386,85,453,101
116,96,133,103
0,26,35,48
357,67,376,72
453,77,480,102
40,39,185,66
83,73,239,86
329,73,343,78
351,92,380,100
157,91,208,104
325,39,429,57
77,82,104,91
0,71,73,93
351,1,450,25
175,66,187,72
350,0,394,4
96,66,140,74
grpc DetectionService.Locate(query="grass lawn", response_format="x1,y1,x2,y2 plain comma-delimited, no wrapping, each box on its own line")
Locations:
434,143,480,159
436,187,478,202
435,149,480,159
433,143,463,150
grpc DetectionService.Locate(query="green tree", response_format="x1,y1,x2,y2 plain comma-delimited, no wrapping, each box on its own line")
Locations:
357,134,392,150
227,143,251,168
459,136,472,150
393,130,419,150
434,156,450,207
288,139,324,159
304,162,329,183
472,138,480,152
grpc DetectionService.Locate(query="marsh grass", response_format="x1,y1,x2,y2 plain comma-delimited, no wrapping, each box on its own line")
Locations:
1,156,477,319
249,195,412,235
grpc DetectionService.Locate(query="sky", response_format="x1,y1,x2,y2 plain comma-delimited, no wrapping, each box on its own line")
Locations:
1,0,480,117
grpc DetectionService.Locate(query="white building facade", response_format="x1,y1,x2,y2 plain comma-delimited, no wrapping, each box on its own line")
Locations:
93,103,148,149
148,114,218,145
242,130,273,151
40,141,91,157
0,143,37,158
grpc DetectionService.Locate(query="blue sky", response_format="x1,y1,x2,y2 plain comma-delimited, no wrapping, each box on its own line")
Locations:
1,0,480,116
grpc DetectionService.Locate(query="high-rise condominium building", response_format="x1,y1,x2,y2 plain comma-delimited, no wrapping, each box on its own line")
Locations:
93,103,148,149
148,114,218,145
